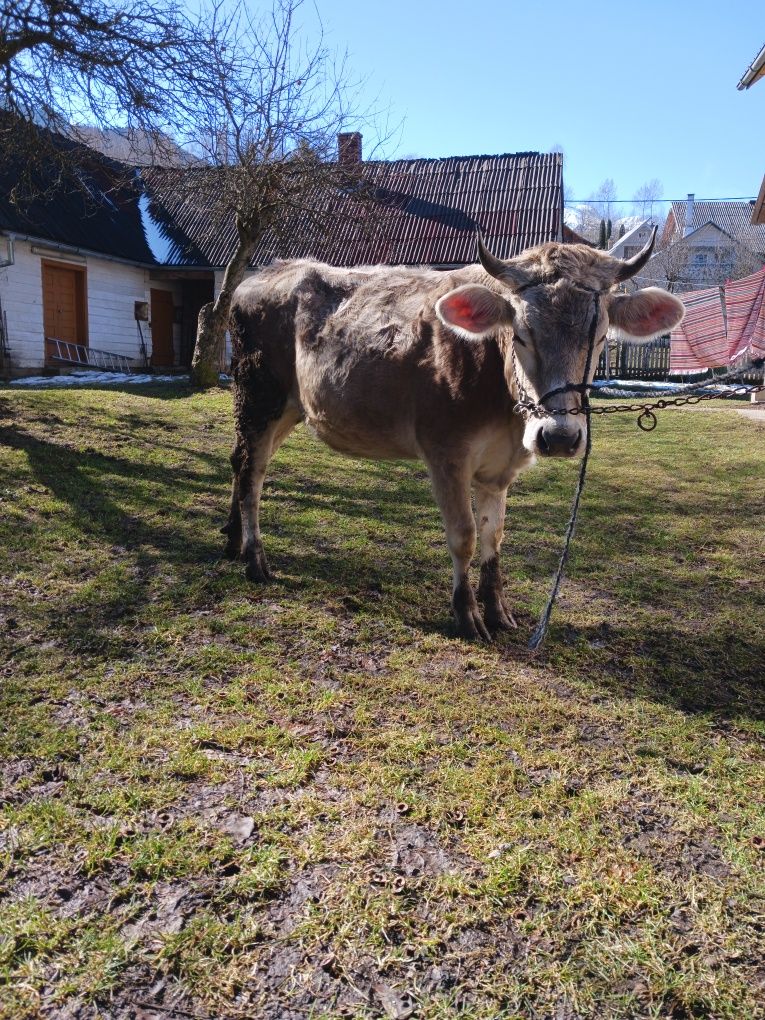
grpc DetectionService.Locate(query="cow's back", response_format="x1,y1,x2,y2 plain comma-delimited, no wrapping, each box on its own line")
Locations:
230,259,518,461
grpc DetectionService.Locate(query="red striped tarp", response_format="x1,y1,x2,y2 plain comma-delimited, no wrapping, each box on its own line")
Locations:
670,286,727,372
669,267,765,371
726,266,765,363
669,323,708,372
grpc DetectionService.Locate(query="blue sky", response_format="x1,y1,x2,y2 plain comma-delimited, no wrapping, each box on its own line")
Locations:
307,0,764,207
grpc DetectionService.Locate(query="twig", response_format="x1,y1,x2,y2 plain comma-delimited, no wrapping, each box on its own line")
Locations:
132,1001,211,1020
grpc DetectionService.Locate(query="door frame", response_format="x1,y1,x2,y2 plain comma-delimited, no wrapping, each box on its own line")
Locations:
41,258,88,364
149,287,176,368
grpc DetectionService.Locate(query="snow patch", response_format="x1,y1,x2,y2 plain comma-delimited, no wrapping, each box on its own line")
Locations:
593,378,744,398
138,193,176,264
10,370,188,387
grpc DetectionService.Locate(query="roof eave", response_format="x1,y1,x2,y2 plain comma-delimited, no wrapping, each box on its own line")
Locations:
752,175,765,225
0,227,217,271
737,43,765,89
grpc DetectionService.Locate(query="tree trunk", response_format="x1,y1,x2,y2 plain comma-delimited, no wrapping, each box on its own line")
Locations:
190,233,258,388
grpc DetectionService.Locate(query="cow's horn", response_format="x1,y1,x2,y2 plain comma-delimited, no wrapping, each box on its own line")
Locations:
614,225,657,282
476,233,531,290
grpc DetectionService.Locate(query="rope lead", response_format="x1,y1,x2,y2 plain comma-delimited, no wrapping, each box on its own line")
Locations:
528,294,599,651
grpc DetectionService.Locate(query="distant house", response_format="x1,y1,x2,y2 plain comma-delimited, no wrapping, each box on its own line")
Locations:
607,219,656,261
632,195,765,292
1,133,564,376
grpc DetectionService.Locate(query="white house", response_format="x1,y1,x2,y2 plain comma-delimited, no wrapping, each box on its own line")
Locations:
631,195,765,292
0,145,215,377
608,219,656,261
2,133,566,377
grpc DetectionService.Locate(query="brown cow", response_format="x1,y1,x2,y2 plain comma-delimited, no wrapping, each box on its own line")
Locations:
223,233,684,640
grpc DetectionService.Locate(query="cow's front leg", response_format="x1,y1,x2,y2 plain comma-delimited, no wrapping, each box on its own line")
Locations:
475,484,516,632
429,463,490,642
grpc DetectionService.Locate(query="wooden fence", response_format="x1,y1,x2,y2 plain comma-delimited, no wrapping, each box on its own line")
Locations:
596,337,762,383
596,337,670,380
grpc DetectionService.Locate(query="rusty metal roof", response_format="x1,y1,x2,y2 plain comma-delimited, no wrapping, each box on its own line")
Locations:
141,151,563,269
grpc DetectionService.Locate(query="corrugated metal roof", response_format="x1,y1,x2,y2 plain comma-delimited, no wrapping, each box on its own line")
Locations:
142,151,563,269
670,200,765,251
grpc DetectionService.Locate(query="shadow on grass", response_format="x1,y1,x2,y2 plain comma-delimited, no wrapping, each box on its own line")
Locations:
539,617,765,721
3,409,764,721
2,381,215,401
1,420,227,657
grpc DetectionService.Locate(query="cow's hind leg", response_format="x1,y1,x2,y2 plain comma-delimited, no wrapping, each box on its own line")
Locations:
237,410,299,582
429,463,490,642
221,444,243,560
475,483,516,632
230,352,298,582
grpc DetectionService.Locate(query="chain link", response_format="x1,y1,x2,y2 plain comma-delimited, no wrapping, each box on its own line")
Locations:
512,351,764,430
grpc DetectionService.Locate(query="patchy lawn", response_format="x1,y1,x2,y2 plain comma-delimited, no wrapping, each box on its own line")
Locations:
0,384,763,1020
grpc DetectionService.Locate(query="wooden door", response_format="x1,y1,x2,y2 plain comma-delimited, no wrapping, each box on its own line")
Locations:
42,262,87,364
150,289,175,367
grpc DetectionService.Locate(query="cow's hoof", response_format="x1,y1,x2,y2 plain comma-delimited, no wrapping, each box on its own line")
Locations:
244,542,274,583
456,610,492,642
478,558,516,633
453,578,491,642
483,596,517,632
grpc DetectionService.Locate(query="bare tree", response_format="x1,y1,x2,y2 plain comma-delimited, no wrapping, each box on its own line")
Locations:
588,178,621,225
183,0,376,387
0,0,208,190
632,178,664,222
636,233,764,293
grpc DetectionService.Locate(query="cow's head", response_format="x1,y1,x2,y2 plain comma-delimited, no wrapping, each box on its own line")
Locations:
435,230,685,458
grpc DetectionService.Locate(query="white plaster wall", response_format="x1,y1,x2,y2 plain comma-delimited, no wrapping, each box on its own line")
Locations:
0,239,190,372
0,239,46,369
86,257,151,363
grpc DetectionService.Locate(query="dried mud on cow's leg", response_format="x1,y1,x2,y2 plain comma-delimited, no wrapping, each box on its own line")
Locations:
478,555,517,632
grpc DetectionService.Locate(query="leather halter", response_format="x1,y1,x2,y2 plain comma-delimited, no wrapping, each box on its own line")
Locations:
510,289,603,414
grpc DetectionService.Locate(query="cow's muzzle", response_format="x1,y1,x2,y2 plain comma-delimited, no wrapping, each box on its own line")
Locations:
533,420,584,458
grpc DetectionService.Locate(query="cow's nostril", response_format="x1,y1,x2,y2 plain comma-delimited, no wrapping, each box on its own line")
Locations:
538,426,581,457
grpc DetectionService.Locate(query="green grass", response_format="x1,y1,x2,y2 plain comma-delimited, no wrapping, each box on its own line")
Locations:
0,383,763,1019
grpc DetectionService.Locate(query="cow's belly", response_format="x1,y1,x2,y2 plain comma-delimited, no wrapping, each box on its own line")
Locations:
296,349,420,460
304,416,418,460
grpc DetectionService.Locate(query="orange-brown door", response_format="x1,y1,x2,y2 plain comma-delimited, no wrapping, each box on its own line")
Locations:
42,262,87,364
150,289,175,368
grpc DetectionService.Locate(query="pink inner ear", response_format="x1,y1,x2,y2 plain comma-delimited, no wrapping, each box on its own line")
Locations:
611,290,684,337
440,288,499,333
637,302,675,334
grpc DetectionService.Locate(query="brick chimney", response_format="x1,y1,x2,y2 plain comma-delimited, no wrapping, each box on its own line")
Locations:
683,193,695,237
337,132,362,165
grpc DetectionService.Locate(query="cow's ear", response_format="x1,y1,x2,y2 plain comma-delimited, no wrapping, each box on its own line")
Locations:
608,287,685,342
435,284,511,339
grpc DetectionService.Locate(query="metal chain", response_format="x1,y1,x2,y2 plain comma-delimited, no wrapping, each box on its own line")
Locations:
512,351,764,432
